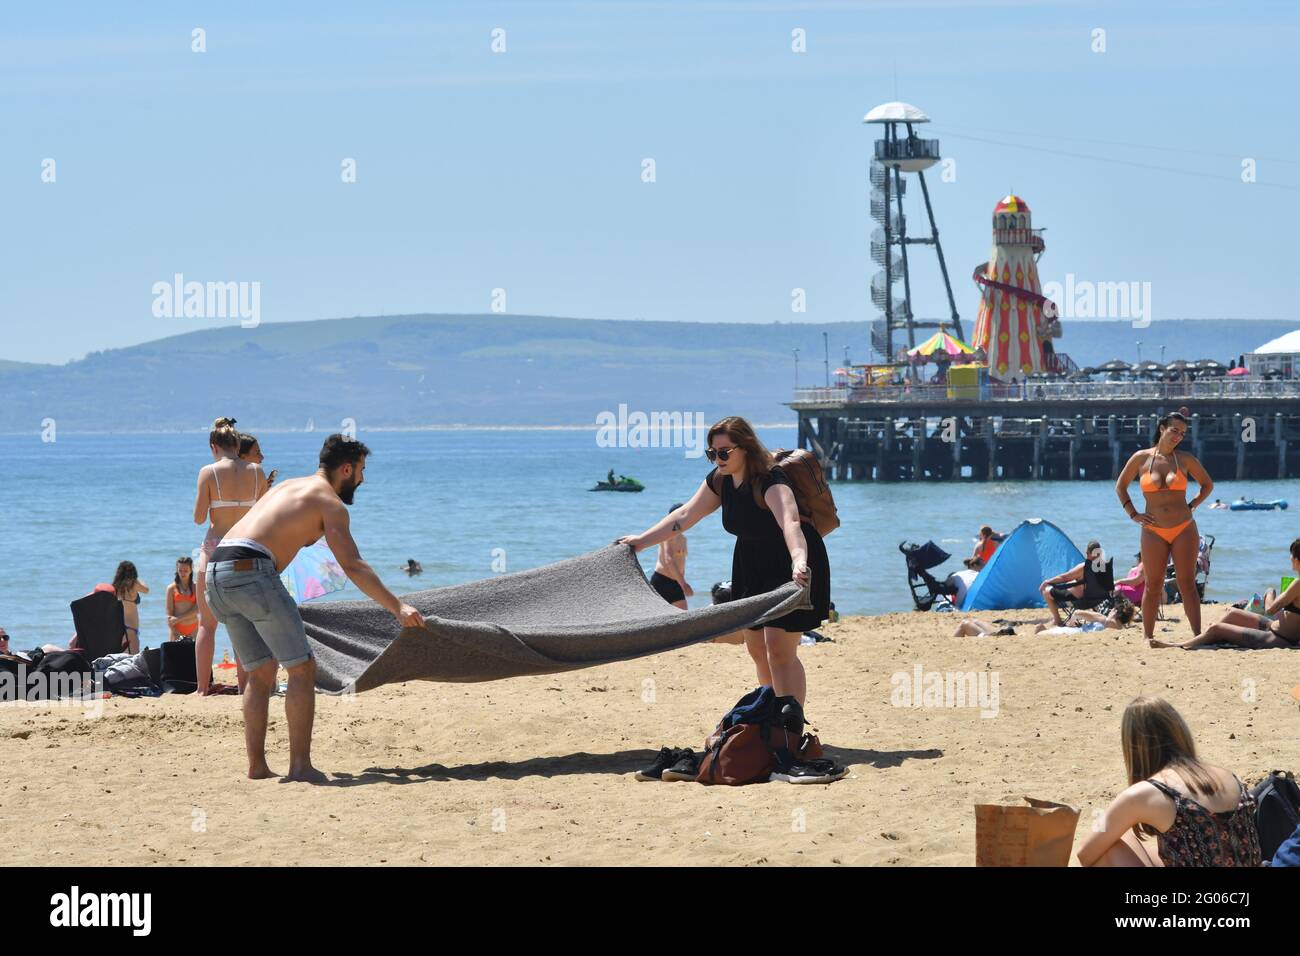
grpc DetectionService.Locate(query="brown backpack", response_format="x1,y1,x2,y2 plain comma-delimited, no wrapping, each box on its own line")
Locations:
755,448,840,537
695,688,826,786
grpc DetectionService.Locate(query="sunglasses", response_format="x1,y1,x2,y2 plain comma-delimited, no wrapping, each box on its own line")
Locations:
705,446,741,463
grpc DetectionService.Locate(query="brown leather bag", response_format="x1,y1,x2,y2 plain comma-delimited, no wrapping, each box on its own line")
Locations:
755,448,840,537
696,724,824,786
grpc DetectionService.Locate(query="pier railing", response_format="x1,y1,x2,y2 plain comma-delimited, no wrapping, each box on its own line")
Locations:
792,379,1300,407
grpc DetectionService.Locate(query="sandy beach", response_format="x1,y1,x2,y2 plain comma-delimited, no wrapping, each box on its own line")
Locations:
2,605,1297,867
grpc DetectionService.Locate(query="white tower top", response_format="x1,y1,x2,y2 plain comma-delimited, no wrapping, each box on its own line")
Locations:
864,102,931,124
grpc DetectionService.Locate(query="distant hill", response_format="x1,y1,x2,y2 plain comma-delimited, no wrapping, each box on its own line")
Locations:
0,315,1293,431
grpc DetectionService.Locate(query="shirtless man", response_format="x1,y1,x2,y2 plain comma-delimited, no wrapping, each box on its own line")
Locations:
649,502,693,610
205,434,425,782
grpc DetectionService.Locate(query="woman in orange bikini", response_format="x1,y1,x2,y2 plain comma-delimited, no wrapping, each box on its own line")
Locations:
166,556,199,640
1115,411,1212,643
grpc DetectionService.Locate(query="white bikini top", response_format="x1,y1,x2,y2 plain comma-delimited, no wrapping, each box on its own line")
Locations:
209,463,263,509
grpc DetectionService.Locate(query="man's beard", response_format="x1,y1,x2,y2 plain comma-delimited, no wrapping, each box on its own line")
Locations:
339,475,360,505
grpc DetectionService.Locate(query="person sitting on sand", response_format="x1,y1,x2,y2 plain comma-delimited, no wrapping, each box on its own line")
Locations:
1149,538,1300,650
945,562,981,608
970,526,1004,565
0,628,19,659
1077,696,1261,867
1113,554,1146,607
649,502,692,610
165,556,200,640
205,434,425,782
1039,540,1103,626
1033,597,1136,634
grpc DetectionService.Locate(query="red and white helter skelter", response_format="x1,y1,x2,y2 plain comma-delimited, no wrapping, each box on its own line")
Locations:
970,195,1066,382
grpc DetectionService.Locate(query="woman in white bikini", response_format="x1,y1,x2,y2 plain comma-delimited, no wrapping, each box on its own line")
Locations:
193,417,267,695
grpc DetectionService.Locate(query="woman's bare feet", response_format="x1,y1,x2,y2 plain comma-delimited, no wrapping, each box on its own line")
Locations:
284,765,329,784
1147,637,1179,649
248,762,278,780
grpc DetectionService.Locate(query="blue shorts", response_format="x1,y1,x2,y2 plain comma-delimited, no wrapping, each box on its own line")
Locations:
205,558,314,670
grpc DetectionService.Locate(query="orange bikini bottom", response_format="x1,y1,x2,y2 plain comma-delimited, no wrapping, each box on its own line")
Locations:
1145,520,1194,545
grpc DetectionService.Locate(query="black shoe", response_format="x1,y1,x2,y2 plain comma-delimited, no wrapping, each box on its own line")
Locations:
661,749,700,782
770,758,848,785
634,747,680,781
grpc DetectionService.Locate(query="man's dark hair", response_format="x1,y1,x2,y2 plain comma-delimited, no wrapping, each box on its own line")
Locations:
319,434,371,473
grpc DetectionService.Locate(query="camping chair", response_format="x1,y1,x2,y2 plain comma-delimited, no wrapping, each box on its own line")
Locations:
1164,534,1215,606
68,589,127,661
900,541,958,611
1060,558,1115,618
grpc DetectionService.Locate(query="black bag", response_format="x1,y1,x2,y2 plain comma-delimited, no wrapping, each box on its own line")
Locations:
1252,770,1300,862
159,639,200,694
0,655,26,701
30,650,95,700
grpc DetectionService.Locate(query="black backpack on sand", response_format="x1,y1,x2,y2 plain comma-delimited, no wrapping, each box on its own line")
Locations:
1252,770,1300,862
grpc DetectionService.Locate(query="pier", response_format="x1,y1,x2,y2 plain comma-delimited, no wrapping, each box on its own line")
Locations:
790,379,1300,481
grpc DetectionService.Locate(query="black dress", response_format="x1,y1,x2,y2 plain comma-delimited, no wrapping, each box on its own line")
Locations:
706,465,831,633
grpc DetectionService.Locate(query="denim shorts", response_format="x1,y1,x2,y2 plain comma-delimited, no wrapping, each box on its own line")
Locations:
205,559,313,670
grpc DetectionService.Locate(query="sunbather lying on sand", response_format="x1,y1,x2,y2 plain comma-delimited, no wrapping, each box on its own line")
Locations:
1149,539,1300,650
953,597,1135,637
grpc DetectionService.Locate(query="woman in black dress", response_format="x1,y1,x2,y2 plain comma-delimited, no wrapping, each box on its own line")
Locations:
618,416,830,704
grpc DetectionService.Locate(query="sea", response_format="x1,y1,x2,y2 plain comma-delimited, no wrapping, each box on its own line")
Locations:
3,427,1297,656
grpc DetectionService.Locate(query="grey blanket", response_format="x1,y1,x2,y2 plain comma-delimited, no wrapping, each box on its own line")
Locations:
300,544,811,694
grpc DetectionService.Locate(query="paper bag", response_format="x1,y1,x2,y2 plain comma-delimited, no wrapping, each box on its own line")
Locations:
974,796,1080,867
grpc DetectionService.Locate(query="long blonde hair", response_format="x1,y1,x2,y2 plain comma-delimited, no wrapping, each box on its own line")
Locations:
1121,696,1217,837
706,416,776,508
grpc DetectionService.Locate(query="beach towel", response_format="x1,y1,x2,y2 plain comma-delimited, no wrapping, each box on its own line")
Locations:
301,544,812,694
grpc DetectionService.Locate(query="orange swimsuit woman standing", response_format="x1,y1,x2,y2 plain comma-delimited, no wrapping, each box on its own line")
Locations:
1116,411,1213,642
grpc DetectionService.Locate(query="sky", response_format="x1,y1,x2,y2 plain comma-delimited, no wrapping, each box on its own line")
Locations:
2,0,1297,365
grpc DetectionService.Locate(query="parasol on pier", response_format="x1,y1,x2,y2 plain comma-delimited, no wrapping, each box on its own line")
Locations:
1192,359,1227,377
907,331,973,363
1227,366,1250,377
1134,360,1165,377
1096,359,1132,373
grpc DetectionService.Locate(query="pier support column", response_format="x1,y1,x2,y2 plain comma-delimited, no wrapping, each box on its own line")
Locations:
1278,413,1288,479
1234,413,1246,480
1191,413,1204,463
1032,418,1044,480
984,417,997,481
1108,415,1120,479
952,417,963,479
911,418,925,481
882,418,894,482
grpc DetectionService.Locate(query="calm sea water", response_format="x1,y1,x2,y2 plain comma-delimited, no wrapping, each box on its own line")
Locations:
2,428,1297,655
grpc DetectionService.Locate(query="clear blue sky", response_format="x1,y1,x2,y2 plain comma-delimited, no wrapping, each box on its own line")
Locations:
3,0,1297,364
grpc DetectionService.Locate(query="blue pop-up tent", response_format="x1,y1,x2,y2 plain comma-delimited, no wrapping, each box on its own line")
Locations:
960,519,1084,611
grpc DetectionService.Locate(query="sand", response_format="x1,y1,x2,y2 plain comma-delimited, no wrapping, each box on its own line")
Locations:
2,605,1297,866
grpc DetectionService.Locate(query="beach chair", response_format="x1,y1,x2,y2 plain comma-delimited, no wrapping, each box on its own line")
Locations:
900,540,958,611
1164,534,1215,605
68,588,127,661
1061,558,1115,617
